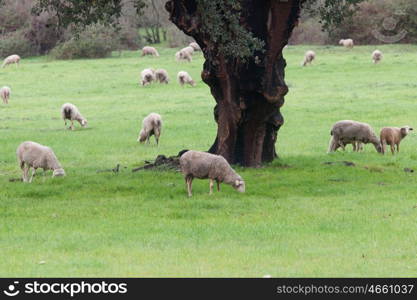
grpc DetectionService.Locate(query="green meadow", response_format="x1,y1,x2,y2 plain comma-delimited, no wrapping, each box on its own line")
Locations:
0,44,416,277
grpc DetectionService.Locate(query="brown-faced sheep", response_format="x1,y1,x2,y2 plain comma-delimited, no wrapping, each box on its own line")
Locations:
372,50,383,64
177,71,195,87
2,54,20,68
137,113,162,145
155,69,169,84
61,103,88,130
302,50,316,66
0,86,11,104
141,46,159,57
179,150,245,197
380,126,413,155
16,141,65,183
140,68,156,86
328,120,382,153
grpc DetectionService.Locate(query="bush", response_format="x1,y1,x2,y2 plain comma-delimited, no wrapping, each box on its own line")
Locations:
50,25,117,59
0,30,34,58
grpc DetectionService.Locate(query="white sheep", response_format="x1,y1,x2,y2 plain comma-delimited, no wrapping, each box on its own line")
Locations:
140,68,156,86
1,54,20,68
175,49,192,62
339,39,354,48
16,141,65,183
61,103,88,130
0,86,11,104
155,69,169,84
380,126,413,155
141,46,159,57
137,113,162,145
179,150,245,197
328,120,382,153
372,50,383,64
177,71,195,87
189,42,201,51
302,50,316,66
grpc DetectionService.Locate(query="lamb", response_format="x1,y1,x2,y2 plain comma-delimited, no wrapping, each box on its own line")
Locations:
179,150,245,197
137,113,162,145
16,141,65,183
155,69,169,84
339,39,354,48
328,120,382,153
372,50,383,64
302,50,316,66
189,42,201,51
0,86,11,104
141,68,156,86
177,71,195,87
1,54,20,68
175,49,192,62
380,126,413,155
141,46,159,57
61,103,88,130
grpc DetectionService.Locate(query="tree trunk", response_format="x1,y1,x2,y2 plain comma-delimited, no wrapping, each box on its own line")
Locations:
166,0,301,167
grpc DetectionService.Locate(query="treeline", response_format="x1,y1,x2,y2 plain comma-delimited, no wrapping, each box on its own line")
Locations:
291,0,417,45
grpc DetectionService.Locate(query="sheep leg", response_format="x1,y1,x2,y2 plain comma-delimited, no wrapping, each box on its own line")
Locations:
216,180,220,192
29,168,36,183
381,141,386,155
209,179,214,195
70,120,74,130
396,143,400,153
22,164,29,182
186,177,193,197
390,144,395,155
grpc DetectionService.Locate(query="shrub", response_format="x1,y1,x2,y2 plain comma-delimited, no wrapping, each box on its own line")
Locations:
0,30,34,58
50,24,117,59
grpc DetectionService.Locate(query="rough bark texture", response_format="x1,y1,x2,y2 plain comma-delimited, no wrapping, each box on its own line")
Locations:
166,0,301,167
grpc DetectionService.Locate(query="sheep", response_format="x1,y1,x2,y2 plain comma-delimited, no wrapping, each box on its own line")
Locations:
1,54,20,68
175,49,193,62
302,50,315,66
140,68,156,86
155,69,169,84
179,150,245,197
372,50,383,64
177,71,195,87
380,126,413,155
328,120,382,153
61,103,88,130
0,86,11,104
137,113,162,145
339,39,354,48
189,42,201,51
141,46,159,57
16,141,65,183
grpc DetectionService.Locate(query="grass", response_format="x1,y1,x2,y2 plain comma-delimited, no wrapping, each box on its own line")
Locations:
0,44,417,277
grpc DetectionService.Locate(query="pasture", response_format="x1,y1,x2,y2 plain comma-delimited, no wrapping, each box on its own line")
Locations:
0,44,416,277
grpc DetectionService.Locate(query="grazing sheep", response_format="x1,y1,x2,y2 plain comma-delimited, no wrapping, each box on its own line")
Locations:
1,54,20,68
339,39,354,48
16,141,65,183
141,46,159,57
137,113,162,145
177,71,195,87
61,103,88,130
175,49,193,62
372,50,383,64
189,42,201,51
179,150,245,197
380,126,413,155
302,50,316,66
0,86,11,104
155,69,169,84
140,68,156,86
328,120,382,153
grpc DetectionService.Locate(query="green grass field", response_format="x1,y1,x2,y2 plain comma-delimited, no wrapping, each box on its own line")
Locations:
1,44,416,277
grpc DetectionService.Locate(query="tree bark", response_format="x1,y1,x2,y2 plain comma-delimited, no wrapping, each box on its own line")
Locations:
166,0,301,167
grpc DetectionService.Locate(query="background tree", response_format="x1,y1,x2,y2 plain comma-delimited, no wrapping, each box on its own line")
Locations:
31,0,365,167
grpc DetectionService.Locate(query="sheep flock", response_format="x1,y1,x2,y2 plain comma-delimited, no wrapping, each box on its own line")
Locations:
1,38,414,197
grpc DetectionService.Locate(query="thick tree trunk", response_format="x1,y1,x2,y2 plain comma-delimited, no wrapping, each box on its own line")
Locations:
166,0,301,167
